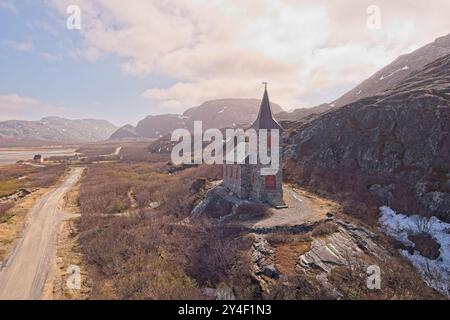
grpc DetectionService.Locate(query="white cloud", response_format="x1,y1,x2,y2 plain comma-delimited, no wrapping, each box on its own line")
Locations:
0,94,63,121
48,0,450,110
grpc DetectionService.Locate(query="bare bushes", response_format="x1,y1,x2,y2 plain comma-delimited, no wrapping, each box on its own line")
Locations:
79,165,132,215
312,222,339,238
234,203,272,221
413,214,434,234
79,213,203,299
27,164,66,188
327,255,443,300
0,202,14,221
76,162,255,299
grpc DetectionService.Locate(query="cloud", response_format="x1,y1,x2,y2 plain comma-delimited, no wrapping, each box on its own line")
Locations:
48,0,450,110
4,40,34,52
0,94,63,121
0,0,17,14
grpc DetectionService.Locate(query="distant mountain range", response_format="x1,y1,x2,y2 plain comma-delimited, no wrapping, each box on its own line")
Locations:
4,33,450,155
114,35,450,141
109,99,284,140
0,116,118,146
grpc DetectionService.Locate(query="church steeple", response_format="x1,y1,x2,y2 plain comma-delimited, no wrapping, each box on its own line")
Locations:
251,83,282,130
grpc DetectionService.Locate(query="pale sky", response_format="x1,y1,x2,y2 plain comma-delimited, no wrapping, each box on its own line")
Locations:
1,0,450,125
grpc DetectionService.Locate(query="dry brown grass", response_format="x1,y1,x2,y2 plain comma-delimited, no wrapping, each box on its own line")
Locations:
327,256,443,300
76,144,119,157
311,221,339,238
0,164,66,197
0,202,14,222
0,188,49,263
274,241,311,276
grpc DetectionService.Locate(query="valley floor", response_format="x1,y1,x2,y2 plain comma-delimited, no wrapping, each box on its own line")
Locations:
0,147,446,300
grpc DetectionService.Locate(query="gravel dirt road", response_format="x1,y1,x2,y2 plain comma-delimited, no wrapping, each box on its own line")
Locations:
0,167,84,300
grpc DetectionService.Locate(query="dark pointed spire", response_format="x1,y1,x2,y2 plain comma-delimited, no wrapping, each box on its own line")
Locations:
251,83,282,130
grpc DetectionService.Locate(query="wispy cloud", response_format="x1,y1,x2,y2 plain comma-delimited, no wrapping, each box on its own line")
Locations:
4,40,34,52
0,94,64,121
0,0,17,14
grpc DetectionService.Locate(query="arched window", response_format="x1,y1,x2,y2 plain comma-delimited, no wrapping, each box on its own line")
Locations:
265,175,276,189
267,133,272,148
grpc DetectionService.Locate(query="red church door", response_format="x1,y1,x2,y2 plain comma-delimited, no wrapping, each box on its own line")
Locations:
265,175,276,189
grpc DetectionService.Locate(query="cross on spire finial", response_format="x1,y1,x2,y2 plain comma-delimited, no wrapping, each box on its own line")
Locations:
262,82,268,90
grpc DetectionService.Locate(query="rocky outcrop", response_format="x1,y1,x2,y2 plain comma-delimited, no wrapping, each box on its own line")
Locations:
285,54,450,221
202,286,236,300
0,189,31,203
250,235,281,292
298,220,385,273
190,185,240,219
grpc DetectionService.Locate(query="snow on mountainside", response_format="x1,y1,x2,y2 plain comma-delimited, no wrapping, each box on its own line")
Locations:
333,33,450,108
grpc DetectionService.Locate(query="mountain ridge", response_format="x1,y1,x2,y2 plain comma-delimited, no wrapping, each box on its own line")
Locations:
110,98,284,140
0,116,118,145
333,33,450,108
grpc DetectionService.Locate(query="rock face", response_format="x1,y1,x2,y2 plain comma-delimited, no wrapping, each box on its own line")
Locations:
285,54,450,221
110,98,284,139
191,185,239,219
298,220,384,273
334,33,450,108
202,286,236,300
0,116,117,143
250,235,281,292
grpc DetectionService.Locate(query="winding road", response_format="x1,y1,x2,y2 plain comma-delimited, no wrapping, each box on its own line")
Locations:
0,167,84,300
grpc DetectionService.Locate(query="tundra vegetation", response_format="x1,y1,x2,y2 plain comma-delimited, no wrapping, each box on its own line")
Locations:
70,142,444,300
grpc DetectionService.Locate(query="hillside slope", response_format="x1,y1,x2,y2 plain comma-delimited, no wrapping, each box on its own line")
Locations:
285,54,450,221
333,33,450,108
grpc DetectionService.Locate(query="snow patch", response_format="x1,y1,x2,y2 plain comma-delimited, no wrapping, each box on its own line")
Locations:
379,206,450,295
218,106,228,114
379,66,409,81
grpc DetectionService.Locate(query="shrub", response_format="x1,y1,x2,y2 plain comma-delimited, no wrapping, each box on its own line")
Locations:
234,203,271,221
312,222,339,237
0,202,14,221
